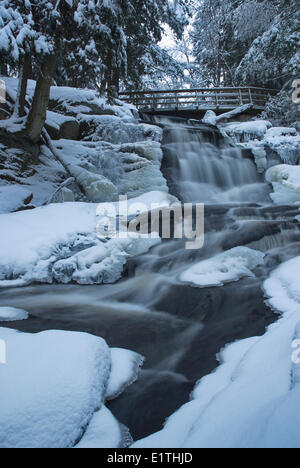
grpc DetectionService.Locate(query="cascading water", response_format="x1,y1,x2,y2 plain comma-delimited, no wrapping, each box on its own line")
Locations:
1,116,299,442
161,118,271,204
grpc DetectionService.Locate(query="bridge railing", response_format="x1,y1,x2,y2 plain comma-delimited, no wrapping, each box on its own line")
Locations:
119,87,278,112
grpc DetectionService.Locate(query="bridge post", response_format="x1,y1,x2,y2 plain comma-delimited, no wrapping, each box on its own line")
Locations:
239,89,243,105
215,90,219,110
248,88,253,105
152,94,156,111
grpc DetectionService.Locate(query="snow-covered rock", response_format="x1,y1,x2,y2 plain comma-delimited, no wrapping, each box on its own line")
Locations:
180,247,265,288
0,307,28,322
264,128,300,165
105,348,144,401
80,113,162,145
0,185,33,214
133,256,300,448
49,86,135,120
266,127,297,138
0,193,175,286
52,137,167,202
221,120,300,171
221,120,272,143
0,328,143,448
46,111,79,140
52,236,160,285
202,110,217,126
266,164,300,204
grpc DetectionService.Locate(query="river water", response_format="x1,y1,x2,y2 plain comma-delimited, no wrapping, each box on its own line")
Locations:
1,118,300,440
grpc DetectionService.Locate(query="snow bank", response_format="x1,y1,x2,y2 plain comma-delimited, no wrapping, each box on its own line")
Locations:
0,202,96,286
180,247,265,288
0,194,173,286
266,164,300,204
0,307,28,322
50,86,135,120
0,185,33,214
0,328,143,448
0,77,135,120
134,256,300,448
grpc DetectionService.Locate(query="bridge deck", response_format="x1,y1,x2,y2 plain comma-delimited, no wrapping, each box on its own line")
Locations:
119,87,278,114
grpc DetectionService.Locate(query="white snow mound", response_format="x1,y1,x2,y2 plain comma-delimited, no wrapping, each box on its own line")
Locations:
0,307,28,322
180,246,265,287
266,164,300,204
0,328,144,448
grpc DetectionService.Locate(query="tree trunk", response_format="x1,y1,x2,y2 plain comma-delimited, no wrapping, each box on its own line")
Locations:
25,54,56,143
107,66,120,102
14,54,31,118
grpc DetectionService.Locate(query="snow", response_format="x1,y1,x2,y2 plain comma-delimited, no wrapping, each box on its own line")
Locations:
266,164,300,204
0,194,173,286
81,113,162,145
0,328,143,448
203,105,254,126
52,236,160,285
0,77,135,121
51,137,167,202
0,202,97,286
46,110,78,131
75,407,128,449
133,256,300,448
0,185,32,214
264,129,300,165
49,86,135,120
221,120,272,142
180,247,265,288
106,348,145,401
0,307,28,322
266,127,297,138
0,328,111,448
0,77,166,205
220,120,300,171
202,110,217,126
0,77,36,103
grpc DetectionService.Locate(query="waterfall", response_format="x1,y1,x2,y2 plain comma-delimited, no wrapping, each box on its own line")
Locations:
159,118,271,204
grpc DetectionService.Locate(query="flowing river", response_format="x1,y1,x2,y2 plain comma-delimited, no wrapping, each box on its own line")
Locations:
1,118,300,440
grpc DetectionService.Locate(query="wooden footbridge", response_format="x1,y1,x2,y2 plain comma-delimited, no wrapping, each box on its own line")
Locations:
119,87,278,117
